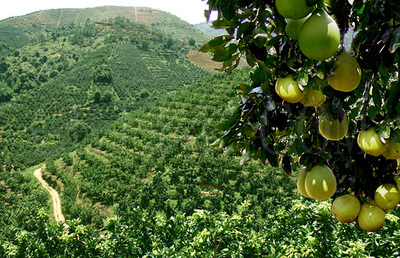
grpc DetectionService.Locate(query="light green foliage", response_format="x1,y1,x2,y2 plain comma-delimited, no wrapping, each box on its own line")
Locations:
2,200,400,257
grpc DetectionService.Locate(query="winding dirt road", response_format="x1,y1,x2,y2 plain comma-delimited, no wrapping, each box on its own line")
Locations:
34,167,65,223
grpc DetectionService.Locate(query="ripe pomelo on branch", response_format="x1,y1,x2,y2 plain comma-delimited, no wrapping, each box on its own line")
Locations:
357,203,386,232
331,194,361,223
275,75,305,103
357,128,386,157
301,84,325,107
275,0,314,20
374,183,400,210
285,15,310,40
318,113,349,141
298,9,340,61
304,165,337,200
296,168,310,197
328,51,362,92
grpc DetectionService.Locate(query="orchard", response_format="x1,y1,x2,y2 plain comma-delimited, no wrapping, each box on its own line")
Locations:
202,0,400,232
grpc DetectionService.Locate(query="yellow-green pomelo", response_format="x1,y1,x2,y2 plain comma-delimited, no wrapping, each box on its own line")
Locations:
285,15,310,40
301,84,325,107
357,203,385,232
318,113,349,141
332,194,361,223
275,0,313,19
374,183,400,210
304,165,336,200
296,168,310,197
385,133,400,160
357,128,386,157
298,9,340,61
328,52,362,92
275,75,305,103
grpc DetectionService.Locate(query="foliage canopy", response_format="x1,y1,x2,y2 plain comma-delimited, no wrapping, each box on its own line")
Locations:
202,0,400,200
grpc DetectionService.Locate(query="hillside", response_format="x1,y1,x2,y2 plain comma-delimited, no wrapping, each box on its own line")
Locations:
0,6,214,62
1,6,210,43
0,9,213,172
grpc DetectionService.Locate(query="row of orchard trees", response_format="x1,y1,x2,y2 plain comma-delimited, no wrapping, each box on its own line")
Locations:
3,198,400,256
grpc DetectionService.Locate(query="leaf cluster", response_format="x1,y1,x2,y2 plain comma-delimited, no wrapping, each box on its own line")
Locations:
203,0,400,198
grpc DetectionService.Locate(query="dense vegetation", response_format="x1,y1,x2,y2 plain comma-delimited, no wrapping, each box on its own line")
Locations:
1,5,400,257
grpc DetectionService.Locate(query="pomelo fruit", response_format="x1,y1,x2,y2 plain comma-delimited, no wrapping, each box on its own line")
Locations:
296,168,310,197
285,15,310,40
304,165,336,200
328,51,362,92
275,0,313,19
357,128,386,157
384,132,400,160
301,84,325,107
331,194,361,223
298,9,340,61
374,183,400,210
275,75,305,103
318,113,349,141
357,203,385,232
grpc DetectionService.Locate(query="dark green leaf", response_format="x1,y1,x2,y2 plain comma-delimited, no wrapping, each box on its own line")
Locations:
212,44,238,62
217,120,235,131
372,85,382,107
212,18,232,29
367,106,379,120
267,35,282,47
237,22,251,38
389,28,400,53
199,35,233,53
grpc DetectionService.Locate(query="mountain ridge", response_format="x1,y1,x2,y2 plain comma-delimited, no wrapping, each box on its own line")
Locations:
0,6,210,43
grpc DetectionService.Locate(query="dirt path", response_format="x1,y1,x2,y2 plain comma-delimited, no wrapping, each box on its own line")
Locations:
34,167,65,223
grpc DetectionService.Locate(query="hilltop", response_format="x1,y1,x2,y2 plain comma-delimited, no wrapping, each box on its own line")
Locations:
1,6,210,43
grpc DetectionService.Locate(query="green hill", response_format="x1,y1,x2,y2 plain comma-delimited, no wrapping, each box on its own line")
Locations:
1,6,210,43
0,8,211,171
0,6,212,60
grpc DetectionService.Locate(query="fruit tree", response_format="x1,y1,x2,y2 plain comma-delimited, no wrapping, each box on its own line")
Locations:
202,0,400,231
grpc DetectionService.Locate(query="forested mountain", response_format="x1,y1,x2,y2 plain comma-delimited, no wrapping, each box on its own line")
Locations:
1,6,400,257
0,6,210,56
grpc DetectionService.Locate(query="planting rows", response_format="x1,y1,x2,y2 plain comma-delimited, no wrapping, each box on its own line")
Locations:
44,70,295,225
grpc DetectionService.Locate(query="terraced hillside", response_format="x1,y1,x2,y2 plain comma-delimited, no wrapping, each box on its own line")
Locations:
40,69,296,225
0,14,210,173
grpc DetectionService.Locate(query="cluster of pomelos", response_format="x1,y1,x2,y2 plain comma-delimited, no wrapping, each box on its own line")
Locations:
298,167,400,232
274,2,362,141
274,1,400,232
